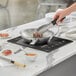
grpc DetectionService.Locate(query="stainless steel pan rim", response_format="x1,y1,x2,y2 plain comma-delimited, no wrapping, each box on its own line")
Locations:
20,28,54,41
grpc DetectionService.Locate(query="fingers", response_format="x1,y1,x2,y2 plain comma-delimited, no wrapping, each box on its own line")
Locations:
53,14,59,20
53,10,64,24
56,16,63,24
54,14,65,24
53,12,61,24
56,15,65,24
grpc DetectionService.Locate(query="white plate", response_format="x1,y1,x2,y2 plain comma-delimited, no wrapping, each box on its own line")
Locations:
65,29,76,40
0,32,11,39
0,43,25,67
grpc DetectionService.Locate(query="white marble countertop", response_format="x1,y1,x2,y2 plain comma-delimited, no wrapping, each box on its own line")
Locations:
0,17,76,76
0,18,50,76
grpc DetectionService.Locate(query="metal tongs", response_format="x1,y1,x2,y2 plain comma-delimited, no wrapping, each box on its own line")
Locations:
30,17,65,45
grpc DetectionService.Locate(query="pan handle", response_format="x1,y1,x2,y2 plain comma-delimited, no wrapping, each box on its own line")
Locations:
51,17,66,25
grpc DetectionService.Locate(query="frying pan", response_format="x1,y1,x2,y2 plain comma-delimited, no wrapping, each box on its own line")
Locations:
20,28,54,45
20,17,65,46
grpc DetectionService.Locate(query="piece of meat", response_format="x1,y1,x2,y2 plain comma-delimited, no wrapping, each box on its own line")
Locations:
33,32,43,38
2,50,12,56
0,33,9,38
25,53,36,56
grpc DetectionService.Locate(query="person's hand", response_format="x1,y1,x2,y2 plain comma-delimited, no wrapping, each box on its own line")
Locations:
54,8,71,24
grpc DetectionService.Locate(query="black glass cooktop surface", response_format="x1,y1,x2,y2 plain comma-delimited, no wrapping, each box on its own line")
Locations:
8,36,73,52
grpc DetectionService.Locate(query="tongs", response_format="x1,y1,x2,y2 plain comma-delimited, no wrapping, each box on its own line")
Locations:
30,17,65,45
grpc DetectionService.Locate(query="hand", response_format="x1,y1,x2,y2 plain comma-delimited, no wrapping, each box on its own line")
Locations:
54,8,71,24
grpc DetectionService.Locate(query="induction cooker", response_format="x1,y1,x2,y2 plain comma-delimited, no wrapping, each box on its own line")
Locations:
8,36,73,53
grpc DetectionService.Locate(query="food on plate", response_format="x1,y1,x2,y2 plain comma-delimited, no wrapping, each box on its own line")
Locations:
2,49,12,56
0,33,9,38
25,53,37,62
25,53,37,56
33,32,43,38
